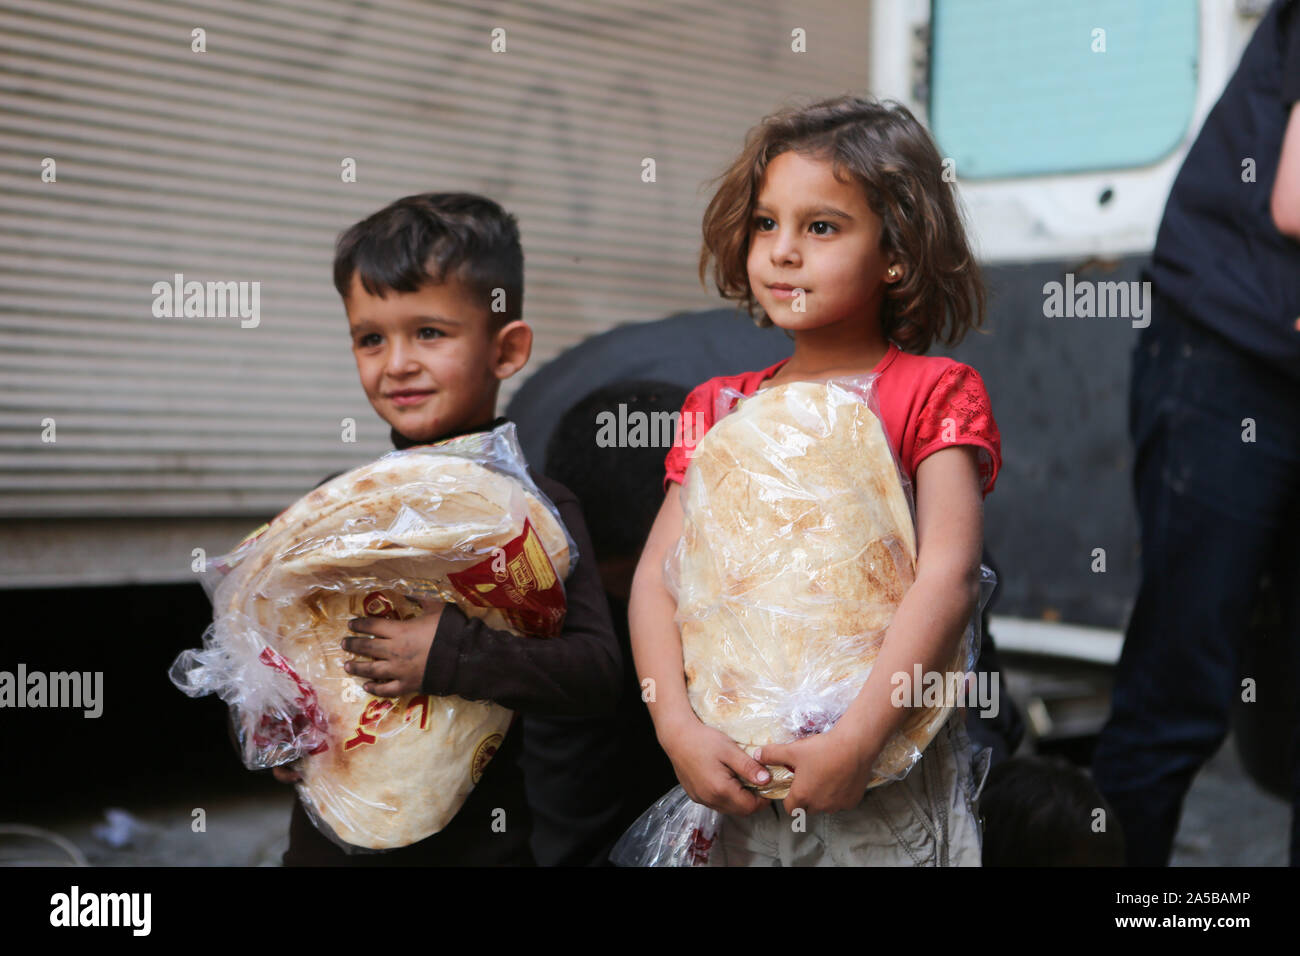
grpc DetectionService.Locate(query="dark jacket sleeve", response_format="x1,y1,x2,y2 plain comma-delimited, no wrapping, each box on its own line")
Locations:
419,473,623,716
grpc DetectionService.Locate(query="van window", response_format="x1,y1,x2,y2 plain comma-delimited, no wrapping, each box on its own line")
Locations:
929,0,1199,179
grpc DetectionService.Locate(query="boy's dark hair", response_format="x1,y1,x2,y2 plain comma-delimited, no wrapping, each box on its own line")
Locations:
700,95,984,354
544,380,690,562
333,192,523,327
980,755,1126,866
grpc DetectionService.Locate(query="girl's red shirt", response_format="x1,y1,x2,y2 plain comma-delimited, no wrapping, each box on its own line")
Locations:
663,342,1002,497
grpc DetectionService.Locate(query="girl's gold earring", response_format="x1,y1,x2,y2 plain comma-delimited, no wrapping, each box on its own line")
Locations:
887,267,899,280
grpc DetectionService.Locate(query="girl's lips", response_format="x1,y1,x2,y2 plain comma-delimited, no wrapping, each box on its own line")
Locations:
768,285,804,300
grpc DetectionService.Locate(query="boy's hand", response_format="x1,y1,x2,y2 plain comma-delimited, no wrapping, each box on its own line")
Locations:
758,729,877,816
660,717,771,817
340,596,445,698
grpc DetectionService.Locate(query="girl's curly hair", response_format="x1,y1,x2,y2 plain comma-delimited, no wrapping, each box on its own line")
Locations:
700,95,985,353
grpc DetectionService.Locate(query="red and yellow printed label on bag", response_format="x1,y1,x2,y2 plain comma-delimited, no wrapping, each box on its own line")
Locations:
471,732,504,784
342,694,434,751
446,518,566,638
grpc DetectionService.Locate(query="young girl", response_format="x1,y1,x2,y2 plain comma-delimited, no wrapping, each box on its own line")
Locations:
628,95,1001,866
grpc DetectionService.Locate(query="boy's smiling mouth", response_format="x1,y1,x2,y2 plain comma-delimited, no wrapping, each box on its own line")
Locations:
388,389,434,406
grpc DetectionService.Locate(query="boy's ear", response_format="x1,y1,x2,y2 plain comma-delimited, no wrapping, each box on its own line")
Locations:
491,320,532,381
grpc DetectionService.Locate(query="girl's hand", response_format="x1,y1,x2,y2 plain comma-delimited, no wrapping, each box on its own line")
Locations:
758,728,877,816
660,717,772,816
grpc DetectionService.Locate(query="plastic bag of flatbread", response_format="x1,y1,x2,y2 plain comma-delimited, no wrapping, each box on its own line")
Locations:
170,422,574,852
666,374,994,801
610,785,722,866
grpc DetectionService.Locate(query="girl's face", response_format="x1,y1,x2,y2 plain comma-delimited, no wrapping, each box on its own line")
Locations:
746,150,898,338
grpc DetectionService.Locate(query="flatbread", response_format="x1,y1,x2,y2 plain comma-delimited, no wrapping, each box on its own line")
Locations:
675,379,965,797
212,441,571,850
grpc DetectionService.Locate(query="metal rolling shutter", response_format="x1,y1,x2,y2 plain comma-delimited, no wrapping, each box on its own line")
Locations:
0,0,869,584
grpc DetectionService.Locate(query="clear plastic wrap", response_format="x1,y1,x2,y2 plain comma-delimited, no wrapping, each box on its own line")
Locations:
610,786,722,866
614,567,995,866
667,374,993,797
170,423,574,852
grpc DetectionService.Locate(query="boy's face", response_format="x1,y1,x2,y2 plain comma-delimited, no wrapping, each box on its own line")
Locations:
345,272,530,443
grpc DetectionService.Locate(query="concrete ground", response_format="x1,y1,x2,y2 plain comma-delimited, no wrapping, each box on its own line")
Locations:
1,729,1288,866
1169,735,1289,866
2,791,294,867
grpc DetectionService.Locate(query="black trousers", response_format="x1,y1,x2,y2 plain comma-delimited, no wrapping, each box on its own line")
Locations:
1092,294,1300,866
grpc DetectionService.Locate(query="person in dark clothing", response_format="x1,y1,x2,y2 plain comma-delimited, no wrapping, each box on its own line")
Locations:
1092,0,1300,866
519,381,688,865
273,192,621,865
981,756,1125,867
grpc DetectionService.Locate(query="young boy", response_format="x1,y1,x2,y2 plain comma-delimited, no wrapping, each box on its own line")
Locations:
271,192,622,865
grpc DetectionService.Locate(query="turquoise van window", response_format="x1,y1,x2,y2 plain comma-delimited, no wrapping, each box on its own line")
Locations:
929,0,1199,179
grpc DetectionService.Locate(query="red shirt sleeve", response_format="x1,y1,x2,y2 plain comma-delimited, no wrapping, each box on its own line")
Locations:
911,364,1002,496
662,382,715,492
